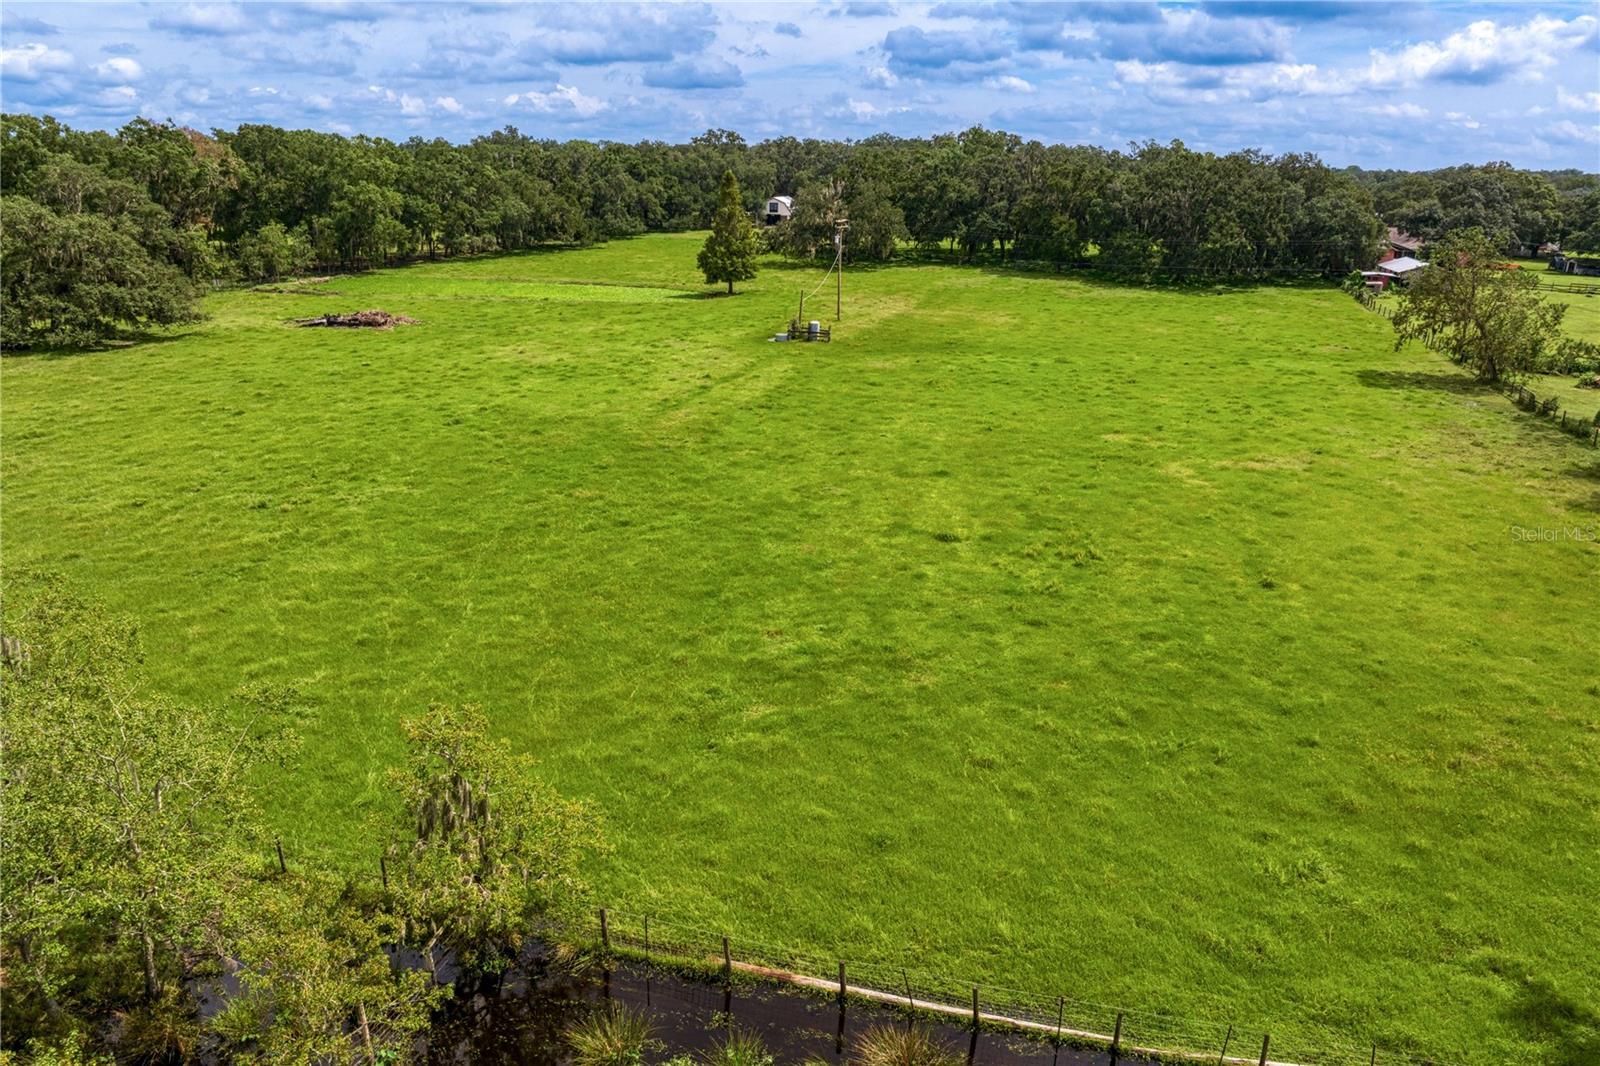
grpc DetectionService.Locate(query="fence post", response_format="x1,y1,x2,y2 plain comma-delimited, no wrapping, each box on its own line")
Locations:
379,855,388,890
1112,1012,1123,1056
838,962,847,1004
1217,1023,1233,1064
1258,1033,1270,1066
599,908,609,950
275,837,286,874
971,986,980,1030
722,935,732,980
644,916,650,967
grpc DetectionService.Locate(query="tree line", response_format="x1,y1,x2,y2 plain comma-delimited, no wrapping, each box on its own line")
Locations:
3,112,1597,347
1,574,604,1065
1356,162,1600,254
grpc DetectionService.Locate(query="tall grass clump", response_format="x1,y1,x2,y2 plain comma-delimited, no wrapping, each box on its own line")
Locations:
700,1027,775,1066
565,1003,658,1066
854,1024,962,1066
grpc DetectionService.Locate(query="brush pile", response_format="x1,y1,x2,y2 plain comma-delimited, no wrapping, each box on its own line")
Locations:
1576,373,1600,390
297,310,418,329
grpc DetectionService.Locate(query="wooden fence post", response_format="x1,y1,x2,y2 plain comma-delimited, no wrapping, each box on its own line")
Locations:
379,855,388,889
1217,1023,1233,1064
1054,997,1064,1044
275,837,286,874
599,908,609,950
971,986,980,1030
1258,1033,1270,1066
644,916,650,967
838,962,847,1004
722,935,732,979
1112,1012,1123,1056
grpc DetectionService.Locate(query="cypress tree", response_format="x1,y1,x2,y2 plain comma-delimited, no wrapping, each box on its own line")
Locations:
697,169,760,295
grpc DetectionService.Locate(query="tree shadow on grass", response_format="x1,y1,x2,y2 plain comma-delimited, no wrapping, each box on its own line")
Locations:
2,330,190,361
1563,459,1600,513
1354,368,1485,395
1502,974,1600,1066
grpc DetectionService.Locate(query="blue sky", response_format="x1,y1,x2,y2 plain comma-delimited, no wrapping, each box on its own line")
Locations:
2,1,1597,168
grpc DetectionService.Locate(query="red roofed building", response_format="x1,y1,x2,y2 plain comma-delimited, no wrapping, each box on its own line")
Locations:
1378,227,1423,265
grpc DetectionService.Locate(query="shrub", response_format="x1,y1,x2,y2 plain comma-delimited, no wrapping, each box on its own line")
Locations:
565,1004,657,1066
114,994,203,1065
9,1032,115,1066
1540,338,1600,375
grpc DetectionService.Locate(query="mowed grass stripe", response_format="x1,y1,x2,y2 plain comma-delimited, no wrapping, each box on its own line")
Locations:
3,235,1596,1065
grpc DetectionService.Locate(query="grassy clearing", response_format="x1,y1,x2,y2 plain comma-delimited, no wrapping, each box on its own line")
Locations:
1508,258,1600,346
4,233,1597,1064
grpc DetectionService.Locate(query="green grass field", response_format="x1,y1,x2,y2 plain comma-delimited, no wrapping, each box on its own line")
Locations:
1509,258,1600,350
4,233,1598,1064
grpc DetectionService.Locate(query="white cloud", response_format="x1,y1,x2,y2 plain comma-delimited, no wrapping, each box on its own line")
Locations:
0,42,73,81
833,97,910,123
986,75,1035,94
1364,15,1599,88
863,65,897,89
93,56,143,82
436,96,463,114
503,84,608,118
1117,13,1600,112
149,2,250,36
846,98,882,121
1557,87,1600,113
1546,119,1600,145
1364,103,1429,119
1443,111,1482,130
369,84,428,116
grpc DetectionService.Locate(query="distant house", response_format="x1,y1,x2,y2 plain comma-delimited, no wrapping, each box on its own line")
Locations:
1537,241,1561,257
1378,227,1423,264
764,195,793,225
1551,252,1600,276
1378,256,1428,283
1360,271,1398,291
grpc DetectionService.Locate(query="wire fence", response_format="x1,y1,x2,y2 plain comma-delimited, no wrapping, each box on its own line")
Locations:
1535,278,1600,296
594,908,1457,1066
1353,288,1600,447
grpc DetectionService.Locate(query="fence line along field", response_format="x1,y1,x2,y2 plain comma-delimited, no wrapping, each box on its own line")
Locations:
3,233,1596,1065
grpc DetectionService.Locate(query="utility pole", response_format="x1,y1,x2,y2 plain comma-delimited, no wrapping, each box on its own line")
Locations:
834,218,849,319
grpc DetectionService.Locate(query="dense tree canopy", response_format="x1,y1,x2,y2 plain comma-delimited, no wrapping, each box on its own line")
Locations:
2,111,1596,347
1356,161,1588,253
